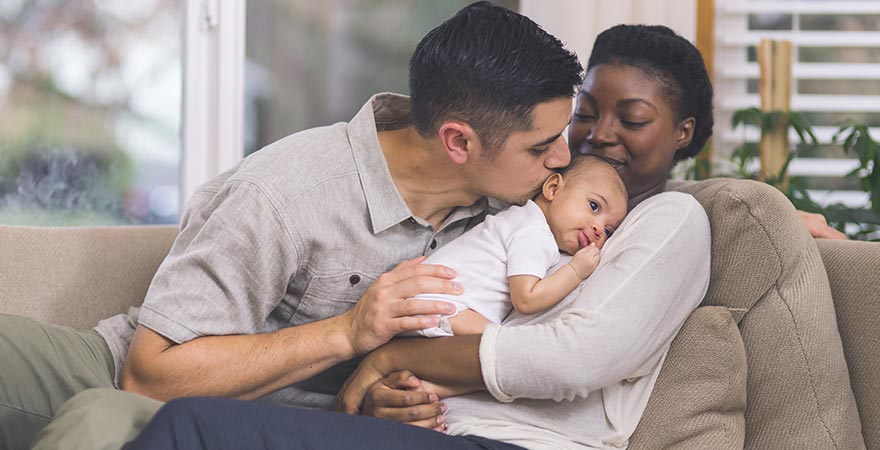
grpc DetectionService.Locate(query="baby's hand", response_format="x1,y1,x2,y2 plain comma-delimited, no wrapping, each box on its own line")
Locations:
569,243,601,279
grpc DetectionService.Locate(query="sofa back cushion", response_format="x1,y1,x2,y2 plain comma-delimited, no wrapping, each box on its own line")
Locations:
0,225,178,329
669,179,865,450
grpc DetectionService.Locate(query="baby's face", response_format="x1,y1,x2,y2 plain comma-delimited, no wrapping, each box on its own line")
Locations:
544,172,628,255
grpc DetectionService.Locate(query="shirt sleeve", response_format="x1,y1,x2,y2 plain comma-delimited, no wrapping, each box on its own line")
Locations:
137,179,300,343
505,225,560,279
480,192,711,403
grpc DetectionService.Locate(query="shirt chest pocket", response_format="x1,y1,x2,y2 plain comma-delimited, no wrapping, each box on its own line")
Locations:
292,272,377,325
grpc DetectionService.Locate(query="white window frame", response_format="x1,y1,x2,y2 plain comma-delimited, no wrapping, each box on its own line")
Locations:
181,0,246,207
715,0,880,208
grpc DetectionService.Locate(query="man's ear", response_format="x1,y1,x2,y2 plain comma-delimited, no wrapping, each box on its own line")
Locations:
541,173,564,201
676,117,696,149
439,122,477,165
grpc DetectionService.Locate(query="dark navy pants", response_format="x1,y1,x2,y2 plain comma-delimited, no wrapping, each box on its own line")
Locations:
126,397,527,450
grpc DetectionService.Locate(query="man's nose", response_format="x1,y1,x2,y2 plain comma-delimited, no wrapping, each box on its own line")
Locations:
545,137,571,169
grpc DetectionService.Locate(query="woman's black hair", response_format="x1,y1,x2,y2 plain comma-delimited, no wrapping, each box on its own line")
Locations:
588,24,713,161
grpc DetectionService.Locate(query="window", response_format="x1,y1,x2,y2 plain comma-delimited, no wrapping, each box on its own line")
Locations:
0,0,181,225
714,0,880,216
243,0,518,155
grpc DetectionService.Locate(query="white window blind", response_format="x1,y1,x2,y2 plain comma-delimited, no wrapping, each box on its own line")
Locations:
715,0,879,211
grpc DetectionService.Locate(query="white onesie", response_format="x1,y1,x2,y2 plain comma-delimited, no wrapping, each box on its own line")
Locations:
411,200,560,336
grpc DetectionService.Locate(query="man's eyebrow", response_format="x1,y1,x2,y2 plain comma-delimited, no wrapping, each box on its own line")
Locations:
531,132,563,148
618,98,659,113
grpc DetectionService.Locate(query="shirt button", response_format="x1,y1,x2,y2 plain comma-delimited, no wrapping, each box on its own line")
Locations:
430,239,437,249
349,274,361,285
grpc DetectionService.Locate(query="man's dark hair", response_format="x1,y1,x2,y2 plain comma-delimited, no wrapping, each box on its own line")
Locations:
587,24,713,162
409,1,583,154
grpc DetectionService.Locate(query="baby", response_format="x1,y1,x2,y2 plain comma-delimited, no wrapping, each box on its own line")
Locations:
412,154,629,336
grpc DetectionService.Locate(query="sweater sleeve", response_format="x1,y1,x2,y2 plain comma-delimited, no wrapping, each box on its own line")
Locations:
480,192,711,403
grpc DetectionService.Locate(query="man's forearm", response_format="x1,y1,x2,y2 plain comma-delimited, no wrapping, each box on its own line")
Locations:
121,314,356,401
374,335,484,393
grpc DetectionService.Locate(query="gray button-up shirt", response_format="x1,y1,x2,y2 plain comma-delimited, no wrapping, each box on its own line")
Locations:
96,93,497,408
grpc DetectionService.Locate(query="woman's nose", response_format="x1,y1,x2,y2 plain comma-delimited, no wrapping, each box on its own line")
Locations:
589,117,616,147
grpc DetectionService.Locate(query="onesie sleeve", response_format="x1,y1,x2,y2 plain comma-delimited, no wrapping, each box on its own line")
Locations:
505,225,560,279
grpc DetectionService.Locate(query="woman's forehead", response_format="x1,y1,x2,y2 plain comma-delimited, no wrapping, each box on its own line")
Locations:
581,63,674,110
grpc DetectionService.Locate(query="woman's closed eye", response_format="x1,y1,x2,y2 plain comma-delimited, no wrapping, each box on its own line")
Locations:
573,112,595,122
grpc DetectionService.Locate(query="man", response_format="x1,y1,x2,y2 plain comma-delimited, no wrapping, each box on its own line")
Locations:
3,3,582,449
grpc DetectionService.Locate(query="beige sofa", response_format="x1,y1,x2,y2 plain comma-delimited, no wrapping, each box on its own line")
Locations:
1,178,878,449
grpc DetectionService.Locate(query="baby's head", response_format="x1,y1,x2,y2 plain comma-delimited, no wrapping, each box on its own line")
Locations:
534,154,628,255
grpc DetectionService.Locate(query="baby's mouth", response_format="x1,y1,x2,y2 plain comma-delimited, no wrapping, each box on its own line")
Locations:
578,230,590,249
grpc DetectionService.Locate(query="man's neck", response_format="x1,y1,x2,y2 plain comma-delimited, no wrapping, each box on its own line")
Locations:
378,127,480,229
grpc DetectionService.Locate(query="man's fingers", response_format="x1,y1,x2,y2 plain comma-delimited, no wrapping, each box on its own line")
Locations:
392,277,463,301
816,225,847,240
391,298,456,318
389,316,443,334
382,370,422,390
371,401,446,423
370,387,438,408
408,415,448,431
383,262,457,284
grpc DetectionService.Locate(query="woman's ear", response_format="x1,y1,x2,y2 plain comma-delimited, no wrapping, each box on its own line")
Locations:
439,122,476,165
542,173,564,201
676,117,696,149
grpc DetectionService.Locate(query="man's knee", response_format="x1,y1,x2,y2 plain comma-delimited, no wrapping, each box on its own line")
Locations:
30,389,164,450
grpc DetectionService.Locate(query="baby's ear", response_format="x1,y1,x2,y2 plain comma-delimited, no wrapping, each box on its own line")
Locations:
542,173,564,201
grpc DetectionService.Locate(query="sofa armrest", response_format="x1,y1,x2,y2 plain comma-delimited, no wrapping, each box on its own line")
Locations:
817,239,880,450
0,225,178,329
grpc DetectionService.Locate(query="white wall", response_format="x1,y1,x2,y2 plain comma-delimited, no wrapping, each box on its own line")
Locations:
519,0,697,67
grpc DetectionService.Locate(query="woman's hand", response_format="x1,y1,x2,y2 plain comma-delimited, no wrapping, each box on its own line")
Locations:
797,210,847,240
361,370,449,431
336,353,449,431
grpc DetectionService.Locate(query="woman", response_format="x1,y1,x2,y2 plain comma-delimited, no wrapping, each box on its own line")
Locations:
125,24,838,450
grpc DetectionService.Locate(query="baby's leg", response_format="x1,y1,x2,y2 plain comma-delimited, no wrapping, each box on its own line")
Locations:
448,309,491,335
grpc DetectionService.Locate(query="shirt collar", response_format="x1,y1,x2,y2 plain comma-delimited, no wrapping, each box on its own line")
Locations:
348,93,417,234
348,92,493,234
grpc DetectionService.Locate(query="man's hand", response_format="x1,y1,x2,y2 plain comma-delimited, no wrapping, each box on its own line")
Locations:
569,243,600,279
798,210,847,240
341,256,461,355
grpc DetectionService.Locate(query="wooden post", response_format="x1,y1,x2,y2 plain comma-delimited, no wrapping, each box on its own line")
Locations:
757,38,792,190
695,0,715,179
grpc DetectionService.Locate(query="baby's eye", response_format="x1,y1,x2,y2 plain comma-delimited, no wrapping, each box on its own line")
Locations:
604,228,613,238
589,200,599,213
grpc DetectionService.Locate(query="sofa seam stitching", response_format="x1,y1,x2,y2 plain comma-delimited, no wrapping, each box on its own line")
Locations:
731,187,840,449
771,284,840,449
731,181,840,449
